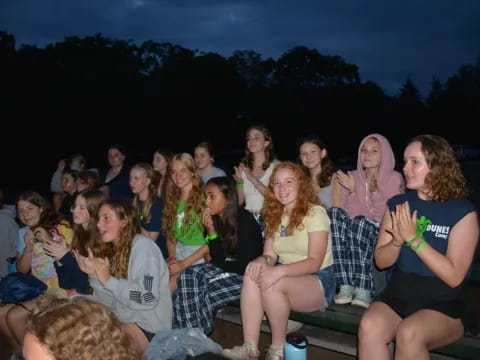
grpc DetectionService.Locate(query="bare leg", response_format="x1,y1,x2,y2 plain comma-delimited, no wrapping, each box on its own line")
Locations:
262,275,324,349
123,323,150,354
395,309,463,360
0,304,19,352
6,301,34,352
240,275,264,346
358,302,401,360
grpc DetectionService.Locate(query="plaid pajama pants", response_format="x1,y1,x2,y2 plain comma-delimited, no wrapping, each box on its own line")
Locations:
327,207,379,293
172,263,243,334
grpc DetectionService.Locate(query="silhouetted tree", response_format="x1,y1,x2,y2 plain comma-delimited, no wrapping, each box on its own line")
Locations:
426,76,444,108
229,50,275,88
274,46,360,88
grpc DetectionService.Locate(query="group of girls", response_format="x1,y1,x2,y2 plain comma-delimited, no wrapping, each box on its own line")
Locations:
1,126,477,360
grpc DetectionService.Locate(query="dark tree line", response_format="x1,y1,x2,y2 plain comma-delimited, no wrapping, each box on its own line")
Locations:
1,30,479,195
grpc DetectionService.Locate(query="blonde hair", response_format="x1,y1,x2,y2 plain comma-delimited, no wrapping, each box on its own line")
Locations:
262,162,318,239
162,153,204,241
131,162,158,224
26,295,142,360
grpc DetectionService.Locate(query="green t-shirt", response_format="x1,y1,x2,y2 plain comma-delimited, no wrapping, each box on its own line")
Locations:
174,201,205,245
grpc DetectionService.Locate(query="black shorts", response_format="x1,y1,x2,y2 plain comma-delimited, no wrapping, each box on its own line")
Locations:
137,324,155,342
375,267,466,321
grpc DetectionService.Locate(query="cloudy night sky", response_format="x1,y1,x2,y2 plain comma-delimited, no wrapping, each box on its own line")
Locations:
1,0,479,97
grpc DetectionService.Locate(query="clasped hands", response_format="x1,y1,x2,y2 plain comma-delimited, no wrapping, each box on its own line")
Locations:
386,201,417,245
73,248,111,285
167,258,185,275
245,257,282,290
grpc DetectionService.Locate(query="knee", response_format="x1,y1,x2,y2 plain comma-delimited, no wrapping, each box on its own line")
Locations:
242,275,258,290
358,310,384,341
5,307,20,331
395,322,421,349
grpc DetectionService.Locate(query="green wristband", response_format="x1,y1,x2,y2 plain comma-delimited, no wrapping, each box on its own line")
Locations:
205,233,218,244
413,240,427,253
236,183,244,189
406,235,421,247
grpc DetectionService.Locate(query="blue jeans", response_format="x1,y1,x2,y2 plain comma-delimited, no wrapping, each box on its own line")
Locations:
315,265,336,310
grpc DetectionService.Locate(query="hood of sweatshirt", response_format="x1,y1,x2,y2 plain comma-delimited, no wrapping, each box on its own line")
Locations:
356,133,396,187
341,133,404,222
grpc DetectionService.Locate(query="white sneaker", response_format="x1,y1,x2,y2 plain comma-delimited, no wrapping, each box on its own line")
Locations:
351,288,372,309
222,342,260,360
286,319,303,333
333,285,355,305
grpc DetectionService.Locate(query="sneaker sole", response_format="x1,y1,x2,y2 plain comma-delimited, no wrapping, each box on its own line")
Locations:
333,297,353,305
351,299,370,308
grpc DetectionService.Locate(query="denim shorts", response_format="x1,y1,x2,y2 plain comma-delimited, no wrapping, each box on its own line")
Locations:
314,265,336,310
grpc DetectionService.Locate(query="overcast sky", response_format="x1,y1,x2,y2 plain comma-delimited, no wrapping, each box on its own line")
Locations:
1,0,479,96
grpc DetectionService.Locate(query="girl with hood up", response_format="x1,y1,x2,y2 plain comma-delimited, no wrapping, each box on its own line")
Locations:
330,133,404,308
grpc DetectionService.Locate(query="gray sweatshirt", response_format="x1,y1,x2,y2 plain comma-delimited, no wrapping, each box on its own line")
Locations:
90,234,172,333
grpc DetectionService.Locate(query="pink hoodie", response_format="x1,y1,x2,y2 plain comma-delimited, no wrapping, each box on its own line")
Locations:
340,133,404,222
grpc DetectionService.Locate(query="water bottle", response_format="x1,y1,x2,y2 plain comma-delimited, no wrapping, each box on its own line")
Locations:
7,257,17,273
284,332,307,360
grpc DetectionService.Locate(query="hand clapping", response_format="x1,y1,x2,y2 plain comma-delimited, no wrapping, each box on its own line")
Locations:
387,202,417,245
336,170,355,193
73,247,111,285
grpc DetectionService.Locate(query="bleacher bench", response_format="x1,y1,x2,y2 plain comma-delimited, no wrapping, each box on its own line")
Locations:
227,261,480,360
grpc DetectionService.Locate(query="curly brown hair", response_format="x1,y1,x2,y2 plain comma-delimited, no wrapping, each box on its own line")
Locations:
241,125,275,171
262,162,318,239
101,200,140,279
162,153,204,241
26,295,142,360
409,135,468,202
